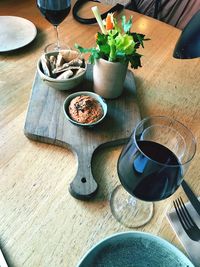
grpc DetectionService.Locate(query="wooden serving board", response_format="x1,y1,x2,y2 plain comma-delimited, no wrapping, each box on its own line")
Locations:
24,64,141,200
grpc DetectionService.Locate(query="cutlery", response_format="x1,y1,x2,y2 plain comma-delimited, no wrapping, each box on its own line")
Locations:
173,197,200,242
181,180,200,217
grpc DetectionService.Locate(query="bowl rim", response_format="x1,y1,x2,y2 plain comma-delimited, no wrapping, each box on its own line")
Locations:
63,91,107,127
75,231,195,267
37,50,87,83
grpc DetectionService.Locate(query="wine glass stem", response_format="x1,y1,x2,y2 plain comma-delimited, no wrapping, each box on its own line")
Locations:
54,26,60,50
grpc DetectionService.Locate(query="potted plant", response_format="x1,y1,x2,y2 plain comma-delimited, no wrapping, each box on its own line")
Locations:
76,7,149,99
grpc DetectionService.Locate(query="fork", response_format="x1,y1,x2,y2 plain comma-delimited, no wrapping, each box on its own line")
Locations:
173,197,200,242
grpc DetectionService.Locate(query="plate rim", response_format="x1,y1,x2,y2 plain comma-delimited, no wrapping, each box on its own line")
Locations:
76,231,194,267
0,16,37,52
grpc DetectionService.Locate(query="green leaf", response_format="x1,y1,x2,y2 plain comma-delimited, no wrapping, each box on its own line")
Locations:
96,32,108,45
75,44,93,54
129,53,142,69
88,49,100,64
98,44,110,55
131,33,150,49
121,15,133,33
115,33,135,55
116,51,126,57
113,17,121,33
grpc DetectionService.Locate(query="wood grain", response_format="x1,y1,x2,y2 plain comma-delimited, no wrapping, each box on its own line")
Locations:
24,65,140,199
0,1,200,267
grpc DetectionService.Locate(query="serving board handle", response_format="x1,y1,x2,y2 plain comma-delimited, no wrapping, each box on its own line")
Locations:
69,148,98,200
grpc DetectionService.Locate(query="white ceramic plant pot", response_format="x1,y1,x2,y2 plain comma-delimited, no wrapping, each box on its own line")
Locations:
93,58,128,99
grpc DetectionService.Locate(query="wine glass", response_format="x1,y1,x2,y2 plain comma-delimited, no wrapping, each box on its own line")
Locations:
110,116,196,228
37,0,71,51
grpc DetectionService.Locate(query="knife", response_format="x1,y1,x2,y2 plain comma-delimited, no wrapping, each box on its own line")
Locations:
181,179,200,217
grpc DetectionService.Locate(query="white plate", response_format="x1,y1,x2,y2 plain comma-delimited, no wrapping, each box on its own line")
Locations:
76,231,194,267
0,16,37,52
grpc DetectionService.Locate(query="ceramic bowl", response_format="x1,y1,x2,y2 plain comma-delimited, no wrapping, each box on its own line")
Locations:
76,231,194,267
63,91,107,127
37,50,87,91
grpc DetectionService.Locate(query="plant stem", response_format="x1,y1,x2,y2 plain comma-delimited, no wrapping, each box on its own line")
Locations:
109,45,116,62
91,6,107,35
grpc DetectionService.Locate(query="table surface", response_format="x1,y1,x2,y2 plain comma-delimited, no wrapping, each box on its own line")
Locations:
0,0,200,266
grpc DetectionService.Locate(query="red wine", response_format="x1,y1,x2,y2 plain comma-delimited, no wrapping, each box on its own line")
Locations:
118,140,182,201
38,6,71,26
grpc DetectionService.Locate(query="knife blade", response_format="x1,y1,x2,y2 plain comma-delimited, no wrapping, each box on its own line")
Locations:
181,179,200,217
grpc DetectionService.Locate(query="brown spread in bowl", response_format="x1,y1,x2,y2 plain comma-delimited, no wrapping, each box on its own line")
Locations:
68,95,103,124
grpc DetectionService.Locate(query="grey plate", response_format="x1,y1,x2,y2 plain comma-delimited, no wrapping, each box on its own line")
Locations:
0,16,37,52
76,231,194,267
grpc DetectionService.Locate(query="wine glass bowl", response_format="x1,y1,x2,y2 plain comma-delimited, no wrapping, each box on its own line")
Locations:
37,2,71,26
37,0,71,50
111,116,196,228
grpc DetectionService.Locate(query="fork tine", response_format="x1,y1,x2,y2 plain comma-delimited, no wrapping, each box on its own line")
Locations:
173,197,200,242
173,199,187,231
179,197,196,227
177,198,191,229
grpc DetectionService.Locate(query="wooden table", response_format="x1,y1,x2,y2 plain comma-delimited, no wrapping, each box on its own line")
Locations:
0,1,200,266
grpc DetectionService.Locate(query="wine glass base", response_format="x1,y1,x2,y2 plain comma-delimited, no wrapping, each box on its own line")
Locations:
110,185,154,228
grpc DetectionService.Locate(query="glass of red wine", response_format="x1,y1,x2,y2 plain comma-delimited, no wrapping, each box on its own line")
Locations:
37,0,71,51
110,116,196,228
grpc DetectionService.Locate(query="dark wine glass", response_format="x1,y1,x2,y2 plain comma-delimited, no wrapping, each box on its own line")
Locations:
37,0,71,51
110,116,196,228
